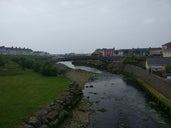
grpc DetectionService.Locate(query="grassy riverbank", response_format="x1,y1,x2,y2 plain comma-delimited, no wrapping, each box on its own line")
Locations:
0,70,70,128
0,55,96,128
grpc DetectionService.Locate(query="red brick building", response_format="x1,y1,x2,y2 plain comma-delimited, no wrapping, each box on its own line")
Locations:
102,48,115,57
92,48,115,57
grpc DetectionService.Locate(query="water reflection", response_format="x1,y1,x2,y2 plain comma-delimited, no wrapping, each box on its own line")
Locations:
58,61,102,74
58,61,76,69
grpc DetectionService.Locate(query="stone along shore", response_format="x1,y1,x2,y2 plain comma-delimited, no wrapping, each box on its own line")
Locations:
21,68,95,128
22,82,82,128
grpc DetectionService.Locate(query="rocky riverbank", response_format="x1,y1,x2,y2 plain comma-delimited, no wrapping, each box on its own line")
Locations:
21,82,83,128
59,97,92,128
20,63,96,128
59,69,95,128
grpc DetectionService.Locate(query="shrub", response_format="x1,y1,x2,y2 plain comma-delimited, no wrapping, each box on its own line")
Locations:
0,55,59,76
123,56,146,68
33,62,42,72
0,57,5,67
165,65,171,74
41,62,57,76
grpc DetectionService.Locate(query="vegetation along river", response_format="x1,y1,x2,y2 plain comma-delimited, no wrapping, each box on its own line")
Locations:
59,61,171,128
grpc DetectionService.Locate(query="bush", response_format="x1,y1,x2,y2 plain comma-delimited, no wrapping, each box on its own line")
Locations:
41,62,57,76
123,56,146,68
33,62,42,72
0,57,5,67
165,65,171,74
0,55,59,76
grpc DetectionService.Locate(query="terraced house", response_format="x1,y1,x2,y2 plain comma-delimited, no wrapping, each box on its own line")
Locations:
162,42,171,57
0,46,33,55
149,48,162,56
0,46,50,56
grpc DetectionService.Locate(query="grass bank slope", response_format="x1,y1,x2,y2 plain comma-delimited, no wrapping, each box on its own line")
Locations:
0,70,70,128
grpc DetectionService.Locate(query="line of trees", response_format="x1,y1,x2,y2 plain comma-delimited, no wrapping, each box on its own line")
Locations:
0,57,5,67
123,56,146,69
12,57,59,76
0,55,62,76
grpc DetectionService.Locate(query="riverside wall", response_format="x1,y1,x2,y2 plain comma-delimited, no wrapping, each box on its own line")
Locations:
22,82,82,128
124,64,171,100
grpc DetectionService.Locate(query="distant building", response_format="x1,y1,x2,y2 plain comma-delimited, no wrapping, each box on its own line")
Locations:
0,46,50,56
0,46,6,54
116,48,149,57
162,42,171,57
116,49,125,56
102,48,115,57
92,48,115,57
146,57,171,72
92,49,103,57
0,46,33,55
149,48,162,56
131,48,149,56
34,51,50,56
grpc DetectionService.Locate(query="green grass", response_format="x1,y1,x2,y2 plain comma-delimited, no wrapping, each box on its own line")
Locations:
0,70,70,128
0,61,23,76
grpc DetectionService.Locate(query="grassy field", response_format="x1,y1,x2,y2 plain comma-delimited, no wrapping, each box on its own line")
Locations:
0,61,23,76
0,70,70,128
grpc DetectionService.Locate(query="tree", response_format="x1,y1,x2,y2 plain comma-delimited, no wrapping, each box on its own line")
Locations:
0,57,5,67
33,62,41,72
41,62,57,76
165,65,171,74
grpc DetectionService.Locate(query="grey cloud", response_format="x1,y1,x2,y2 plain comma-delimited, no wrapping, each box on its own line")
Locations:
0,0,171,54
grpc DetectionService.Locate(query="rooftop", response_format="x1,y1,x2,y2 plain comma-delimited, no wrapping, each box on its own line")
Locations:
149,47,162,50
147,57,171,66
162,42,171,46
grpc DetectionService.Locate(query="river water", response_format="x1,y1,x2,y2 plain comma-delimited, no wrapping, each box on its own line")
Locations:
59,61,171,128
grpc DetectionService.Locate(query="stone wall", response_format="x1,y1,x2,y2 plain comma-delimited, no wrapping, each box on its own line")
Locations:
124,64,171,100
22,82,82,128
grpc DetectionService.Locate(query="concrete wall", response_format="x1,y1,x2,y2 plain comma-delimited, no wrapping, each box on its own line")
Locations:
163,51,171,57
124,64,171,100
23,82,82,128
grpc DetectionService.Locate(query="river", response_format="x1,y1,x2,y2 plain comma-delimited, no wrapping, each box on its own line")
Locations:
59,61,171,128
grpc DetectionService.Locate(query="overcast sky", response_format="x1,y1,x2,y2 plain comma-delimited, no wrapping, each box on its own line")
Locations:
0,0,171,54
